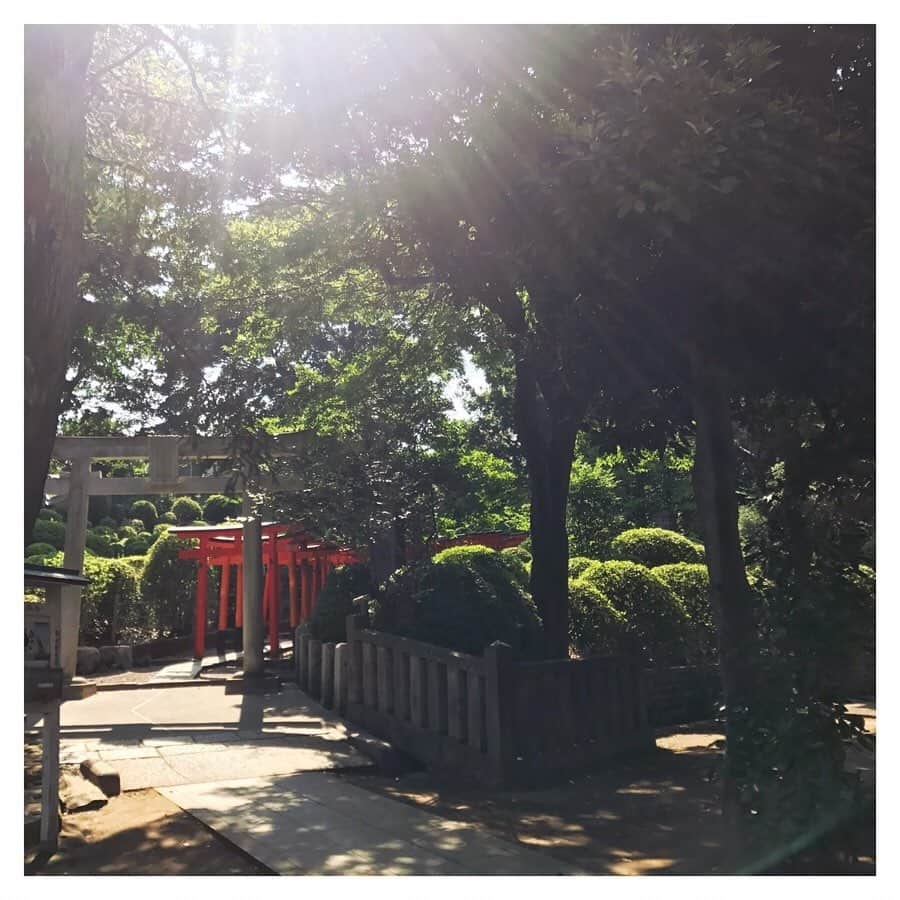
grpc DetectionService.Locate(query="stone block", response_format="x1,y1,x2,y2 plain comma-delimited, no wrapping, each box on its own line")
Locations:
80,758,121,796
99,645,133,670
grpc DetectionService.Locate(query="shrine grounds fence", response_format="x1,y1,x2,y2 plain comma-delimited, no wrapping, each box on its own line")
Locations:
295,614,657,786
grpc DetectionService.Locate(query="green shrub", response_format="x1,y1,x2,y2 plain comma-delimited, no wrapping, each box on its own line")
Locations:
127,518,146,531
581,560,690,664
117,525,138,539
500,546,531,588
568,556,596,579
203,494,242,525
25,542,59,560
31,519,66,549
390,548,543,657
38,508,63,522
79,556,151,645
98,516,118,529
568,578,626,657
129,500,159,531
119,555,147,575
172,497,203,525
652,563,716,663
140,532,200,638
309,563,373,643
160,511,177,525
502,545,532,565
85,529,119,558
609,527,704,567
123,532,155,556
152,522,170,536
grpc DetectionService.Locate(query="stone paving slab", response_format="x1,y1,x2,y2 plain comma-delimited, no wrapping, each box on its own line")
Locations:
161,772,583,875
58,682,373,790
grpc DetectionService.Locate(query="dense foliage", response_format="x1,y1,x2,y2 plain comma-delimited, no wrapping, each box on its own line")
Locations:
129,500,158,531
610,528,705,568
651,563,716,664
308,563,373,643
171,497,203,525
202,494,242,524
567,578,626,657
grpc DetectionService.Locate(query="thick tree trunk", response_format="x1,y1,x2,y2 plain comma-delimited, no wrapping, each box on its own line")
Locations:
514,357,582,658
24,25,95,541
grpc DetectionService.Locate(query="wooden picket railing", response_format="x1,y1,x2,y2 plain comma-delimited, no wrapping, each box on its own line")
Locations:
296,614,653,785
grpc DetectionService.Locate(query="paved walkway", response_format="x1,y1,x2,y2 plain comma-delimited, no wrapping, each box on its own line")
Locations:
59,682,371,790
161,772,583,875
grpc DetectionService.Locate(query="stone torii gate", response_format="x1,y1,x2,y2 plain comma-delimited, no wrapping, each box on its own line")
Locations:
45,433,306,680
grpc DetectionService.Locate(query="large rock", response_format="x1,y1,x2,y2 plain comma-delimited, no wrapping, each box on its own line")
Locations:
99,645,132,670
76,646,101,676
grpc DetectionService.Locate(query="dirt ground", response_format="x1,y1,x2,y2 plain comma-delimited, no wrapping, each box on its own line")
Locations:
24,788,269,876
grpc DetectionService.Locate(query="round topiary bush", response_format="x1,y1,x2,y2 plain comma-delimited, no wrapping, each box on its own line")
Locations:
581,560,690,664
392,547,543,657
152,522,170,536
609,527,704,568
85,529,119,558
140,532,200,638
171,497,203,525
31,518,66,550
500,546,531,588
568,556,596,579
123,532,155,556
38,507,63,522
160,511,177,525
202,494,242,525
308,563,374,643
117,525,138,539
568,578,626,657
651,563,716,663
129,500,159,531
25,542,58,561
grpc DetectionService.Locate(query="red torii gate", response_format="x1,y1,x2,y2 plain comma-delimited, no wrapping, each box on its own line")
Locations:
170,523,359,659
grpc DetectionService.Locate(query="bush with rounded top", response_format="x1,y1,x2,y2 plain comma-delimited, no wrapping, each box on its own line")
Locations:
127,518,146,532
86,529,119,558
160,511,177,525
202,494,242,525
31,518,66,549
98,516,118,529
25,542,58,561
117,525,138,539
152,522,170,536
609,527,704,568
129,500,158,531
123,532,155,556
500,546,531,587
308,563,373,643
384,547,543,657
171,497,203,525
568,556,596,579
652,563,716,663
581,560,690,664
38,508,63,522
568,578,626,657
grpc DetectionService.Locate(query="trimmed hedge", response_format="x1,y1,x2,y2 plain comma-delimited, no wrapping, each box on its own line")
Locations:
609,527,704,568
651,563,716,663
122,532,155,556
568,556,595,579
568,578,626,657
38,508,63,522
25,542,58,560
160,511,177,525
129,500,159,531
31,518,66,550
140,532,200,638
392,546,543,657
308,563,373,643
203,494,242,525
581,560,690,665
172,497,203,525
86,529,120,558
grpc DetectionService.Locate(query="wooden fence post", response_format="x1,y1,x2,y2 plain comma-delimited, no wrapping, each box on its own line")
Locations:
307,639,322,699
321,642,335,708
484,641,515,786
346,614,364,705
334,642,348,714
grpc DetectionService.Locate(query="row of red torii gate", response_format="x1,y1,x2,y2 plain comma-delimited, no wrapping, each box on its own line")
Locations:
170,523,528,659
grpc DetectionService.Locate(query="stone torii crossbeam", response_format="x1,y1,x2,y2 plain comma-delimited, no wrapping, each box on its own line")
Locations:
44,433,307,680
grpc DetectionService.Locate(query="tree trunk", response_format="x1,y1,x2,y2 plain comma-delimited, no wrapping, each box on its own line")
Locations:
513,357,581,658
24,25,95,541
690,353,763,858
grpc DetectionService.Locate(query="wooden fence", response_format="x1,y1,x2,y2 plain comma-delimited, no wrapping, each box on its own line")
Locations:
295,615,653,786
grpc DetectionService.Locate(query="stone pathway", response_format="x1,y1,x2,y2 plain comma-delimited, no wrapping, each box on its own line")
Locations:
160,772,583,875
59,682,372,790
